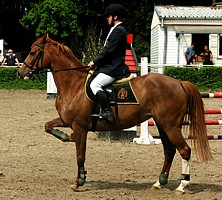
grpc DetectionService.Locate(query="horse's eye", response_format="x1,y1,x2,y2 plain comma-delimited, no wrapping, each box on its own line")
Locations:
30,51,35,56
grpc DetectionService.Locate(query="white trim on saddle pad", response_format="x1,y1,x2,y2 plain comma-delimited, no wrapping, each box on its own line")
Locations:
114,74,134,83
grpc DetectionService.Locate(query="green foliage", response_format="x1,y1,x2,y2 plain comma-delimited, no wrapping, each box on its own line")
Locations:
82,23,104,65
164,67,222,91
2,0,214,60
1,66,221,91
0,68,46,90
17,0,214,61
197,67,222,90
125,0,153,60
19,0,82,38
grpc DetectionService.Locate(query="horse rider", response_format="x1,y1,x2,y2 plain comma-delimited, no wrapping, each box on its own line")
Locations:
87,4,127,122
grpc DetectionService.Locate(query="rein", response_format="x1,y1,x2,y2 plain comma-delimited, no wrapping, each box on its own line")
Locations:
51,65,89,73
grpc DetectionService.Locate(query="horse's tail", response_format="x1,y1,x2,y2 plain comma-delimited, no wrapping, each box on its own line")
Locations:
181,81,213,162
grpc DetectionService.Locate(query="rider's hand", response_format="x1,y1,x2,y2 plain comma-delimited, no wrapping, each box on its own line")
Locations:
87,61,94,69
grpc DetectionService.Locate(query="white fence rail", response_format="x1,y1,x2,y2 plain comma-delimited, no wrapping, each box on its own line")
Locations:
0,63,23,68
138,58,217,75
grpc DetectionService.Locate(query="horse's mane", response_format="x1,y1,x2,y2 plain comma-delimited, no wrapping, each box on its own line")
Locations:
49,37,83,66
34,34,83,66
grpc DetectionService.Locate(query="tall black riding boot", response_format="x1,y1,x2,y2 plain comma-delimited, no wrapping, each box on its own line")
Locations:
95,90,114,122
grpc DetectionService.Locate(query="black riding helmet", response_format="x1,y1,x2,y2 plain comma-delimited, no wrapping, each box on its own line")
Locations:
104,4,126,20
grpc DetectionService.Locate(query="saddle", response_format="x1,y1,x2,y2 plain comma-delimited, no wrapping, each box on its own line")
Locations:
85,70,139,130
86,70,139,104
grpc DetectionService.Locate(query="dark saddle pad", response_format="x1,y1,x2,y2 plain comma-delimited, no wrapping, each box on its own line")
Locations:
85,75,139,105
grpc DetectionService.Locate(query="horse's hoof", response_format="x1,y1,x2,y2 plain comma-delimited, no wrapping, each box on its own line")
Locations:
69,133,75,142
70,183,79,192
151,180,161,189
151,185,161,190
68,135,75,142
175,180,189,194
175,189,185,195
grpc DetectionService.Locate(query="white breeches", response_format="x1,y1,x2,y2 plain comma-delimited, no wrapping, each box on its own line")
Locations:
90,73,115,95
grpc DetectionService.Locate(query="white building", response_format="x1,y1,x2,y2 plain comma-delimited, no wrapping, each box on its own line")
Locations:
150,4,222,65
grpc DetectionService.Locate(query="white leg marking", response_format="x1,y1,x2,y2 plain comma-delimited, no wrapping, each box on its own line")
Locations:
182,159,190,174
176,159,190,193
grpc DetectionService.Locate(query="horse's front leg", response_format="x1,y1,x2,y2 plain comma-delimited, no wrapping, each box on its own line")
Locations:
70,127,88,191
45,117,75,142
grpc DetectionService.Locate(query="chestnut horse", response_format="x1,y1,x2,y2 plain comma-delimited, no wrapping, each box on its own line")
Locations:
19,34,213,193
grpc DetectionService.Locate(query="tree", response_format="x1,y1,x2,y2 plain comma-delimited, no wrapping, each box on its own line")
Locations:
20,0,82,42
82,23,104,64
17,0,215,59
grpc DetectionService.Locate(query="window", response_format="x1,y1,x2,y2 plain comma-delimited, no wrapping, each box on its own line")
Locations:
192,34,209,55
219,34,222,56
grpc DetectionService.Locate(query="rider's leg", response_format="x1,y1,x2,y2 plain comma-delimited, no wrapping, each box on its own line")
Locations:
95,90,114,122
90,73,115,122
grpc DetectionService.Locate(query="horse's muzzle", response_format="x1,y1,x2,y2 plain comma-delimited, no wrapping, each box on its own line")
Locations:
18,70,32,81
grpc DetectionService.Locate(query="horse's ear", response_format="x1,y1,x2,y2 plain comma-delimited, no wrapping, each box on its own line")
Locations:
42,33,48,43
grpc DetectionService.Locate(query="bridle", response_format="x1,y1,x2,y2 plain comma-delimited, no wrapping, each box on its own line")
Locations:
22,42,88,80
22,44,45,79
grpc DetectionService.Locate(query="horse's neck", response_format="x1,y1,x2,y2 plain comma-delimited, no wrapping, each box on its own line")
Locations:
48,45,86,96
51,65,86,97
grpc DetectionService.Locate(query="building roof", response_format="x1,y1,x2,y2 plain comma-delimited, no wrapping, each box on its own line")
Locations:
155,5,222,19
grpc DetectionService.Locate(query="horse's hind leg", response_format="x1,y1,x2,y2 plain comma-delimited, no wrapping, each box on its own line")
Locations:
45,117,74,142
175,158,190,194
155,124,191,193
170,128,191,194
152,124,176,189
152,125,191,194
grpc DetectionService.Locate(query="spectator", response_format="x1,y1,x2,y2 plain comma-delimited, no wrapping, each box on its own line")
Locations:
0,50,3,63
0,49,20,68
200,45,214,65
184,43,197,65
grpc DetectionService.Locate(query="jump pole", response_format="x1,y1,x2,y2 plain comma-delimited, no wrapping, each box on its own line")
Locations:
153,135,222,140
133,57,161,145
205,109,222,114
200,93,222,98
148,120,222,126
